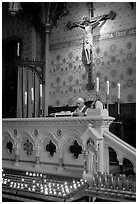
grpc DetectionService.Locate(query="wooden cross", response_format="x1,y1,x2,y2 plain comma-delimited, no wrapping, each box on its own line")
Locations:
66,9,116,90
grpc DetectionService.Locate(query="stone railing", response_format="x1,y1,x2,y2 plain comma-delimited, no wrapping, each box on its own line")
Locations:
103,130,136,173
2,113,114,176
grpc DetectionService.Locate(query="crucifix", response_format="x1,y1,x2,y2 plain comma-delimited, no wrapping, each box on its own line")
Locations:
66,5,116,90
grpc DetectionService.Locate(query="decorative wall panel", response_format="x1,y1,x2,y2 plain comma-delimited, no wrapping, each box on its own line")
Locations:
50,2,136,106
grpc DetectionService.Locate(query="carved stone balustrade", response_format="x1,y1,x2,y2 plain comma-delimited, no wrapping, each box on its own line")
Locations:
2,113,114,177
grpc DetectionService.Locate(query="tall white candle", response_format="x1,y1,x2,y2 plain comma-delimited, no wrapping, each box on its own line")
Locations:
117,83,120,99
106,81,109,95
40,84,42,97
31,88,34,101
25,91,27,105
17,42,20,56
96,77,99,92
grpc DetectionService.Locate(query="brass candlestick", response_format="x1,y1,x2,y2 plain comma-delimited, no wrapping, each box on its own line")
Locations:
96,91,99,101
117,98,120,122
117,98,120,115
31,100,35,117
24,104,28,118
39,109,43,117
39,96,43,117
106,94,110,111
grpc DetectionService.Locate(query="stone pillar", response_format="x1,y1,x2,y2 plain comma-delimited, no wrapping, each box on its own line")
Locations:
44,24,51,117
14,141,20,166
103,144,109,173
98,140,105,173
82,150,87,179
35,143,41,168
57,149,64,171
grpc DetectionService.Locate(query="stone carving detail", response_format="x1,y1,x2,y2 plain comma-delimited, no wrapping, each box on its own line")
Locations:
6,141,14,154
23,139,34,156
69,140,82,159
46,140,56,157
34,129,39,138
13,129,18,137
56,129,62,138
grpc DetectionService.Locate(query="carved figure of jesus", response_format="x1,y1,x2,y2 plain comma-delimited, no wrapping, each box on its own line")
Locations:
75,16,106,64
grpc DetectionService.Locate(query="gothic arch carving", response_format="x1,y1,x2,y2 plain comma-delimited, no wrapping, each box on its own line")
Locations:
2,130,14,140
18,131,35,156
39,131,58,146
2,131,15,155
38,131,58,157
59,130,82,150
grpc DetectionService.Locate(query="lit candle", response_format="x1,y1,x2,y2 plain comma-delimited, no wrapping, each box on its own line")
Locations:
40,84,42,97
106,81,109,95
117,83,120,99
25,92,27,105
31,88,34,102
40,84,42,111
96,77,99,92
17,42,20,56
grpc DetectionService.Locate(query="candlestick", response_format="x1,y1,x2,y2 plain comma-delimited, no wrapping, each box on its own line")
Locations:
40,98,43,117
96,91,99,101
117,100,120,115
117,83,120,99
106,80,109,95
96,77,99,93
17,42,20,56
25,91,27,105
106,92,110,111
31,87,35,117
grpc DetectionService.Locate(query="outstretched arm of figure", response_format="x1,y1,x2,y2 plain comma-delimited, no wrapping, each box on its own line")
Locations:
91,14,107,28
91,11,116,29
75,23,85,29
66,21,85,30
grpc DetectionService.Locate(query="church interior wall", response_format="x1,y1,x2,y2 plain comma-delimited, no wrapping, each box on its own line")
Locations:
2,2,136,107
50,2,136,107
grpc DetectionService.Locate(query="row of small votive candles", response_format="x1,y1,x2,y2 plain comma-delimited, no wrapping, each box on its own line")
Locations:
96,77,120,99
24,84,42,105
90,172,136,192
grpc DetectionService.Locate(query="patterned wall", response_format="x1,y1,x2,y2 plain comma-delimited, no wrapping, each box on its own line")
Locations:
49,2,136,107
2,2,136,108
